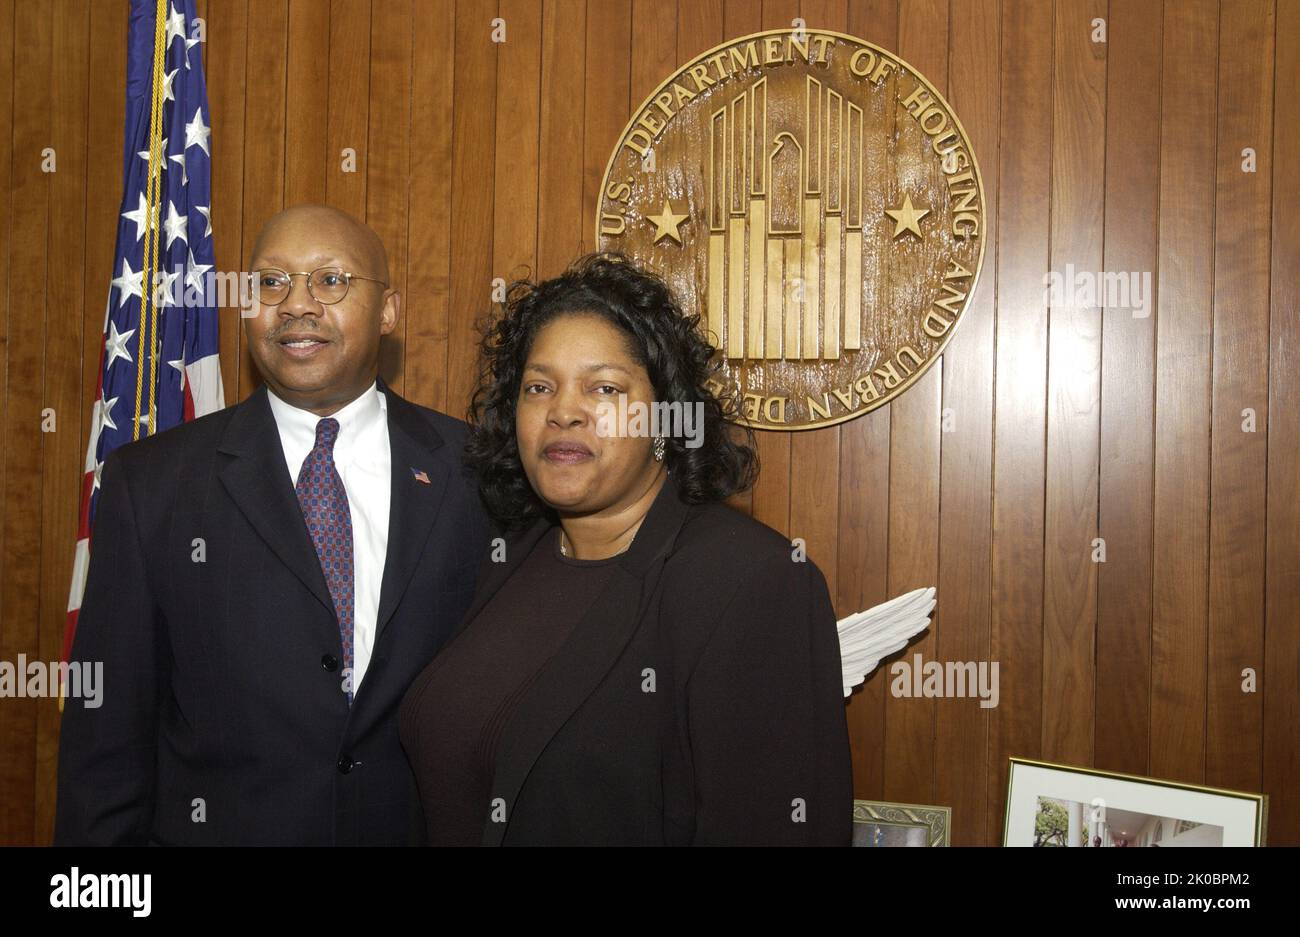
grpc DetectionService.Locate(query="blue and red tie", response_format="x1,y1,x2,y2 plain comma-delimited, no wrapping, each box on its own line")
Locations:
295,417,355,705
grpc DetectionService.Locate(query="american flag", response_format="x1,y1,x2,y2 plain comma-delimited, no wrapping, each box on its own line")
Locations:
63,0,225,662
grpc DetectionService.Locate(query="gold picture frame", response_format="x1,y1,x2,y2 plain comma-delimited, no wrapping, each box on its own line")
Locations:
1004,756,1268,847
852,798,951,847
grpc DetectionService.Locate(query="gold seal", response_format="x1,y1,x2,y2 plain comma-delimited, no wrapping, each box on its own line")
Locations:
596,29,986,430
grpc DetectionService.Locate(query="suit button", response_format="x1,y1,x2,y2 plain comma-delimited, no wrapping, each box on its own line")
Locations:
337,756,353,774
321,654,338,672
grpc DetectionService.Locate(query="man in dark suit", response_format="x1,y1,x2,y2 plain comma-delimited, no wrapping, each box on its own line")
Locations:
55,204,489,845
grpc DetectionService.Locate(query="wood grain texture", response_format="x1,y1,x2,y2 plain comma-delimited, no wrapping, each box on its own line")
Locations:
2,0,1295,845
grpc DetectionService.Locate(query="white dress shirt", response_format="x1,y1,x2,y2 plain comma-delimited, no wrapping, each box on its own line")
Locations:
267,381,391,694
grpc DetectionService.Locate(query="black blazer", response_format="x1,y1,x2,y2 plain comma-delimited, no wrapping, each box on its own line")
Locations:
54,379,489,845
408,472,853,845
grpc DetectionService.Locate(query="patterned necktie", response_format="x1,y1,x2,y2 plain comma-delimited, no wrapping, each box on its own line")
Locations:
295,417,355,705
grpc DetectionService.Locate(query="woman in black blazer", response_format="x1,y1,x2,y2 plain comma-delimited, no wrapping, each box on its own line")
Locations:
399,254,852,845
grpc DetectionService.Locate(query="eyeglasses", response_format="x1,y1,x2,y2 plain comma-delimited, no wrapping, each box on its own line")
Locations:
252,266,388,306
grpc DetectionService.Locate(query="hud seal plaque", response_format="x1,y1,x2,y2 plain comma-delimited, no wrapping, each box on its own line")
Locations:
596,29,986,430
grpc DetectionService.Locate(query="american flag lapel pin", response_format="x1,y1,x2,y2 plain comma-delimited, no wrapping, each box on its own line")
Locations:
411,467,431,485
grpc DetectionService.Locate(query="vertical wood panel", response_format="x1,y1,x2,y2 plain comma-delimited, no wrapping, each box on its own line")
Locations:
582,0,632,258
1041,0,1104,769
535,0,585,278
789,2,843,611
718,1,757,520
238,0,289,399
988,0,1052,841
325,0,370,222
1264,0,1300,846
446,0,498,416
840,0,897,810
36,0,90,846
284,0,330,206
935,0,999,846
493,0,542,285
367,0,413,393
405,0,455,412
881,0,945,810
1207,0,1272,798
747,0,798,541
0,0,52,844
1096,0,1159,780
207,0,248,400
1151,0,1217,785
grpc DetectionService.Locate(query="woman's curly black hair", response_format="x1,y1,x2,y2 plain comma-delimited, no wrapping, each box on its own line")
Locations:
465,252,758,531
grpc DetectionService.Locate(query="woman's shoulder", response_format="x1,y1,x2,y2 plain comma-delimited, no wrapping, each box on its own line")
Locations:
664,498,823,586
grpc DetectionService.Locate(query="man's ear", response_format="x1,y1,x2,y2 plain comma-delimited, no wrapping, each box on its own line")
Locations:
380,289,401,336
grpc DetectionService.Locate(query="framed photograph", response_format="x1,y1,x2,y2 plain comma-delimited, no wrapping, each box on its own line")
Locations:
852,799,952,847
1004,757,1268,847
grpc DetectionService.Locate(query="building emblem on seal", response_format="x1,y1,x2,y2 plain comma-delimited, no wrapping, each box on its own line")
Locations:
597,29,986,430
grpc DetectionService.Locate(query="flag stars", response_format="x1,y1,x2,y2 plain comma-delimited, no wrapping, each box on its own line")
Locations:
165,3,187,49
185,247,213,297
122,194,156,243
104,321,136,370
154,267,181,307
185,109,210,157
111,259,144,307
164,200,188,248
98,391,120,433
195,204,212,239
170,151,188,186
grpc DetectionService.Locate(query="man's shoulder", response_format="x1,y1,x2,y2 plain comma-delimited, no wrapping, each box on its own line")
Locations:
389,394,469,443
106,399,240,471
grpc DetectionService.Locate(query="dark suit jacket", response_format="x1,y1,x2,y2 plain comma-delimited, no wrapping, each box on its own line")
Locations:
411,472,852,845
54,379,489,845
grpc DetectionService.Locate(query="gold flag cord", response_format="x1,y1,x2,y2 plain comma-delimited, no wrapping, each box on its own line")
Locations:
133,0,169,441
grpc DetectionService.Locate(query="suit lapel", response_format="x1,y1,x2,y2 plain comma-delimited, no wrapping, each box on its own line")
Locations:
373,381,450,641
482,473,690,845
217,385,335,615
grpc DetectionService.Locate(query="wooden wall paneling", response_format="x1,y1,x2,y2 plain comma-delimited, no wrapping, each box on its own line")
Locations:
0,0,52,844
367,0,413,394
0,0,12,624
789,2,843,610
36,0,90,846
325,0,370,223
719,0,759,520
1207,0,1272,798
536,0,585,279
492,0,541,291
840,0,897,812
1041,0,1105,770
285,0,330,206
1150,0,1217,785
987,0,1052,843
446,0,499,417
582,0,632,266
1264,0,1300,847
1095,0,1159,780
935,0,999,846
747,0,798,540
206,0,249,400
406,0,455,413
881,0,945,810
237,0,290,400
631,0,676,110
